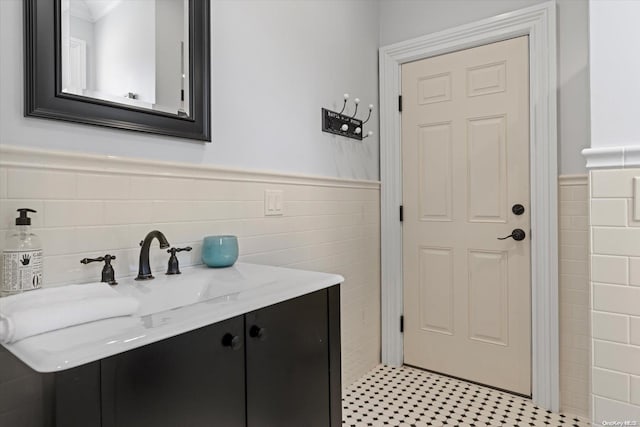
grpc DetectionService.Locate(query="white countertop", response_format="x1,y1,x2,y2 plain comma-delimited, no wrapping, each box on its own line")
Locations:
1,263,343,373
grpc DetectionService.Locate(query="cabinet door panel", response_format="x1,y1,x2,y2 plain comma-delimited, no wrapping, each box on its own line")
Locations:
54,362,101,427
246,289,329,427
101,316,245,427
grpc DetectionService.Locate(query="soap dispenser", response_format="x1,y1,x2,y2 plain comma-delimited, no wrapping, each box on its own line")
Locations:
1,209,43,296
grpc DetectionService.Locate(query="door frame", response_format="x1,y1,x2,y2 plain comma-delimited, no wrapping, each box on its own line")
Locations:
379,1,558,411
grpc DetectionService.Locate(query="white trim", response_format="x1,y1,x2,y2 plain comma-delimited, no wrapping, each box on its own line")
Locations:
0,145,381,190
558,174,588,186
582,146,640,169
379,2,559,411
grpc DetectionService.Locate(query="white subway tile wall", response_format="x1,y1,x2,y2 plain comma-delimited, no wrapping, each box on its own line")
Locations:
0,150,381,388
0,147,592,413
590,168,640,426
559,175,591,418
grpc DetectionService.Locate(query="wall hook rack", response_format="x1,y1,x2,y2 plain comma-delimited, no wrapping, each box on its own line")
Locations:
322,93,374,141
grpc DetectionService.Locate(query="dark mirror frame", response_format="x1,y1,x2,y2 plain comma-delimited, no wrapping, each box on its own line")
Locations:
24,0,211,142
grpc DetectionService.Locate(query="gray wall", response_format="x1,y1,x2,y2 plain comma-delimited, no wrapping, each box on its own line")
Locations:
0,0,588,177
378,0,590,175
0,0,380,180
589,0,640,148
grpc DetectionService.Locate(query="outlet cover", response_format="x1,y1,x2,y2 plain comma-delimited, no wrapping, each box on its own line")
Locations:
265,190,284,216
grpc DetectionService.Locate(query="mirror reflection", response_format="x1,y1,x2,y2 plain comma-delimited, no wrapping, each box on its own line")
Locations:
61,0,190,117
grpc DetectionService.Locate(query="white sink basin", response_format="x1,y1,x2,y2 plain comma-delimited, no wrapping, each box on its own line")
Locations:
114,265,275,316
2,262,344,372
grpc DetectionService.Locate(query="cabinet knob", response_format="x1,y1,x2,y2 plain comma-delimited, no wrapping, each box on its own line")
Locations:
222,333,242,350
249,325,267,341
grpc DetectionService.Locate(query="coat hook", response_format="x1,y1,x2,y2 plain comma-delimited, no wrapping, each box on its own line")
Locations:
351,98,360,118
338,93,349,114
362,104,374,124
321,93,373,141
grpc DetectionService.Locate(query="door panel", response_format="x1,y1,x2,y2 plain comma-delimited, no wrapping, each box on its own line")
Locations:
418,123,453,221
419,72,452,104
402,36,531,395
467,116,507,222
467,61,506,97
467,249,509,346
419,247,454,335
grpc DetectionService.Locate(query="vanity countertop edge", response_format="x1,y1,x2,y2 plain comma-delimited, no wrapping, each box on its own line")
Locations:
1,263,344,373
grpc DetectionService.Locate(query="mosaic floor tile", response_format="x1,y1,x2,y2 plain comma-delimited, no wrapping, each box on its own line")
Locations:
343,365,591,427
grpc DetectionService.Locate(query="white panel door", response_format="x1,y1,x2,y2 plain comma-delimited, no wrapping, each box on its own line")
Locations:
402,36,531,395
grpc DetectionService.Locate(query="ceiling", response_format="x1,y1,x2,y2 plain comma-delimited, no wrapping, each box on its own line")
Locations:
69,0,123,23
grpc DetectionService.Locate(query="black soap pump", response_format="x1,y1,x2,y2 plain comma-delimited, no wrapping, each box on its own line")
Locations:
1,209,43,296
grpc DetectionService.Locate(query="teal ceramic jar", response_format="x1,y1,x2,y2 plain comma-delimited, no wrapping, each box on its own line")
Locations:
202,235,239,268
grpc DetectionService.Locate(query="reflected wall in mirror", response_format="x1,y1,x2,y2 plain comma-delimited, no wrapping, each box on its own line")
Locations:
61,0,190,117
25,0,210,141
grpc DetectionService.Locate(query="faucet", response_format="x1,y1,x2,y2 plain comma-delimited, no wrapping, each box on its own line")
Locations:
136,230,170,280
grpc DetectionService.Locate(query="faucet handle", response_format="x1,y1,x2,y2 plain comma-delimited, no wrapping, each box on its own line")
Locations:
80,254,118,286
166,247,192,275
80,254,116,264
168,246,192,254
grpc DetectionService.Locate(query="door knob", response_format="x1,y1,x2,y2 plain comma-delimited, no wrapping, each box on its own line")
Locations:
249,325,267,341
497,229,526,241
222,333,242,350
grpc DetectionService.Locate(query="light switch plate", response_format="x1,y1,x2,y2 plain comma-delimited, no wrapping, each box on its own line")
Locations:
264,190,284,216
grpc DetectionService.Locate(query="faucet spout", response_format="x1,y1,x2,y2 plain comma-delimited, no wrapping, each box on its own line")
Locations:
136,230,170,281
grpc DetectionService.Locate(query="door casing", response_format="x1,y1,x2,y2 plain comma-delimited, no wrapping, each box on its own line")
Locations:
378,1,558,411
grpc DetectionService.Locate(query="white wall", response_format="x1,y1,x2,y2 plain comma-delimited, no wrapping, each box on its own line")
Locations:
589,169,640,426
378,0,590,175
589,0,640,149
0,0,379,181
558,176,590,418
94,0,156,104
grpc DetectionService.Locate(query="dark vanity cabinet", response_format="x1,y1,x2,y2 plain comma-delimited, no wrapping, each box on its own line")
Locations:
100,316,246,427
0,286,341,427
246,287,332,427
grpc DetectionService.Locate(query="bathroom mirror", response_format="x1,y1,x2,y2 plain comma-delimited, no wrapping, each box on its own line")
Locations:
25,0,211,141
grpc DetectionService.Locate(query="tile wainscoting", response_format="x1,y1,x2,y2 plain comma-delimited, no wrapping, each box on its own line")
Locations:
0,145,381,388
0,146,593,418
590,168,640,426
559,174,590,419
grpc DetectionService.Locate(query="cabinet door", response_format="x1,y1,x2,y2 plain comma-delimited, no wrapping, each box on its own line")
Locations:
101,316,245,427
0,347,101,427
246,289,329,427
